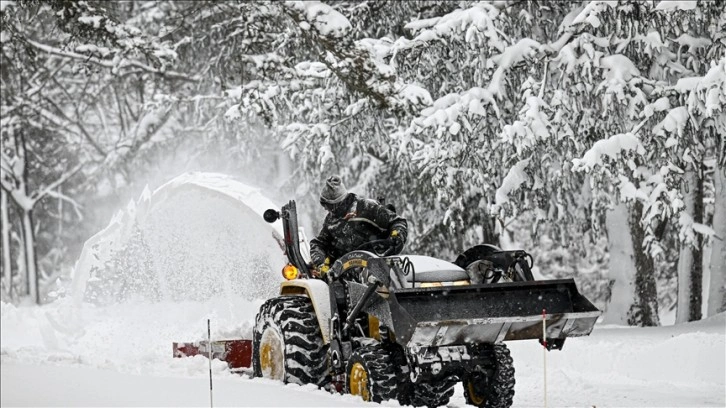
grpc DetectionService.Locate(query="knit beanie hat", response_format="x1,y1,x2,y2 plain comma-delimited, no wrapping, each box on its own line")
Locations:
320,176,348,204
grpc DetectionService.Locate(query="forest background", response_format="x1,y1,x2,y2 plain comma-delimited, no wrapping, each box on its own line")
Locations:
1,0,724,327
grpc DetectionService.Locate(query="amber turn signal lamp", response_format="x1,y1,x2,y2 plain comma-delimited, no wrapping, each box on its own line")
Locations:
282,264,299,280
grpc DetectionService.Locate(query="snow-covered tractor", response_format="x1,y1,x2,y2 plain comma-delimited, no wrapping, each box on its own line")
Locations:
254,200,601,407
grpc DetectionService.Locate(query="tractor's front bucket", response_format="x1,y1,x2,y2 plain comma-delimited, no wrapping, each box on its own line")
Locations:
388,279,600,349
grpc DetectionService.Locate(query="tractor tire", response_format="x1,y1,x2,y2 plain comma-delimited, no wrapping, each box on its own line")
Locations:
408,375,458,408
345,345,398,403
463,344,515,408
252,295,328,386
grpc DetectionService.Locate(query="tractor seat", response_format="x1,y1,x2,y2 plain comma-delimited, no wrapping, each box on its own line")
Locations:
400,255,470,283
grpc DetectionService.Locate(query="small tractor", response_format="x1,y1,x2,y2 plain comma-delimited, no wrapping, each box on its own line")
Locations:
251,200,601,407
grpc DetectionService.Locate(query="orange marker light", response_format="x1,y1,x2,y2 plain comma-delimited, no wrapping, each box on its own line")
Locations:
282,264,299,280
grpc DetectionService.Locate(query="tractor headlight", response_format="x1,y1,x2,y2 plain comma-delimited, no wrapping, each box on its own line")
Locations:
282,264,299,280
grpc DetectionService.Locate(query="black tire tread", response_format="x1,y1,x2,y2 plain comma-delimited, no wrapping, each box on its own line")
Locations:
463,344,515,408
253,295,328,385
345,344,398,403
409,375,458,408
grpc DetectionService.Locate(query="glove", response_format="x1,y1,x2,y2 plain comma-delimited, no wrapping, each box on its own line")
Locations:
390,230,405,254
314,257,331,278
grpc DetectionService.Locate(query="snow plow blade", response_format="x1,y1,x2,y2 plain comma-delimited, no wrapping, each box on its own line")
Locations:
172,339,252,369
388,279,601,349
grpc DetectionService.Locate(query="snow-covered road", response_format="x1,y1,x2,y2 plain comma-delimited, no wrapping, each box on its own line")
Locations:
1,363,369,407
2,297,723,407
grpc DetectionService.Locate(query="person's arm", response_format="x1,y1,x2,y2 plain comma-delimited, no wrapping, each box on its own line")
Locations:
309,221,333,267
387,213,407,252
365,200,408,247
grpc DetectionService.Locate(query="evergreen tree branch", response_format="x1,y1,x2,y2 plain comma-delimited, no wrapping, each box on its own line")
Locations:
24,39,199,82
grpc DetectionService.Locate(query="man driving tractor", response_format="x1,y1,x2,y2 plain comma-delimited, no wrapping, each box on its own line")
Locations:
250,185,600,408
310,176,408,277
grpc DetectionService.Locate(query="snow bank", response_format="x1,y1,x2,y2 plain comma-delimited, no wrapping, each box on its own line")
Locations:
509,313,725,407
0,296,262,375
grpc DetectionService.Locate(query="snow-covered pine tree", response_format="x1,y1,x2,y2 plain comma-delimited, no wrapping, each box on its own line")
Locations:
3,0,722,324
571,1,724,324
1,0,197,303
217,1,722,325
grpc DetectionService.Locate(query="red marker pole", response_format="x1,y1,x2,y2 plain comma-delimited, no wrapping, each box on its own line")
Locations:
208,319,214,408
542,309,548,408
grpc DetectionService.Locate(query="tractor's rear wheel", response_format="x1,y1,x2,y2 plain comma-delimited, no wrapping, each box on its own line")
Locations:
463,344,515,408
253,295,328,385
345,345,397,403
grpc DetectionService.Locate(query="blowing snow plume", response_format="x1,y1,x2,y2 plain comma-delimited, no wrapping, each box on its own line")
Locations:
72,172,286,306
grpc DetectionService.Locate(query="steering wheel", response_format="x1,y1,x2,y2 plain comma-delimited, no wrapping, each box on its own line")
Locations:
355,238,398,257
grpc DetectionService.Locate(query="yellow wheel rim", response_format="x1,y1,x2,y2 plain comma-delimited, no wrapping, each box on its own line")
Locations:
259,327,284,380
349,362,370,401
467,379,486,406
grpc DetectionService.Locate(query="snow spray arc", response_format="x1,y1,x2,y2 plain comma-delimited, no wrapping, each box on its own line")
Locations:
71,173,287,306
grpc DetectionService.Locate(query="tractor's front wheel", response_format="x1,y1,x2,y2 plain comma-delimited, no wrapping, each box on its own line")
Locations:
463,344,515,408
407,375,458,408
345,345,397,403
252,295,328,385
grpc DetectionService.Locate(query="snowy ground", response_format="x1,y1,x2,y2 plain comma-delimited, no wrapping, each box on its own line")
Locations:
2,173,724,407
2,294,723,407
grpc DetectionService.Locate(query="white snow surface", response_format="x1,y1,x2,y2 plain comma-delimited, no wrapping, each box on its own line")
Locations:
2,296,723,407
0,1,17,12
655,1,699,11
572,132,645,172
495,157,532,208
2,172,725,407
286,1,351,38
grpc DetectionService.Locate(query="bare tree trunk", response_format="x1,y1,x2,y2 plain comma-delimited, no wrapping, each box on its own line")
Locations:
57,186,63,237
691,170,704,320
708,165,726,316
676,169,703,323
16,132,40,304
676,242,694,323
21,208,39,304
603,202,637,325
1,189,12,294
629,201,660,326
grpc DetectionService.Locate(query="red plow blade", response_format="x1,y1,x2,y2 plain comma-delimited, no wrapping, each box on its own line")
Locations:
172,339,252,369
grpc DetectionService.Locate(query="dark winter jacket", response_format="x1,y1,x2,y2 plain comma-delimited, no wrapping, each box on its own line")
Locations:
310,193,407,265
